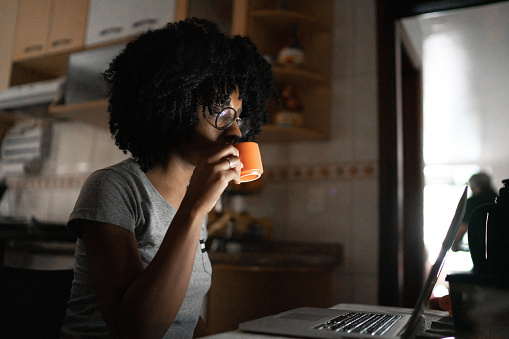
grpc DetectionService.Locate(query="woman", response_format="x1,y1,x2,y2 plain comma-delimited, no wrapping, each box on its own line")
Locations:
60,18,275,339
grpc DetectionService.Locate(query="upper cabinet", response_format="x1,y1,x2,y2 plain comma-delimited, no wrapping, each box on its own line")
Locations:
1,0,332,143
13,0,89,61
85,0,176,46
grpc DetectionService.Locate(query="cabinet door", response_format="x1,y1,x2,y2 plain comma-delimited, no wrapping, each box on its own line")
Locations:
85,0,131,46
0,0,18,90
127,0,176,37
13,0,52,60
85,0,176,47
47,0,88,53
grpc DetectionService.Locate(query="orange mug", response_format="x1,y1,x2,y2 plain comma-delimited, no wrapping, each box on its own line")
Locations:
234,142,263,183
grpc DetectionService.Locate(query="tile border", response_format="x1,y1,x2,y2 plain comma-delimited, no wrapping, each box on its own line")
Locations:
6,174,88,189
4,160,378,189
264,160,378,182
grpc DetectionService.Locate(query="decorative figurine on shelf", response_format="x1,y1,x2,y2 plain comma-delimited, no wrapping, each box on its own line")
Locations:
276,23,304,67
274,85,303,127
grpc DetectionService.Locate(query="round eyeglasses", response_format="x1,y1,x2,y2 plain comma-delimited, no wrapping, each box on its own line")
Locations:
210,107,251,137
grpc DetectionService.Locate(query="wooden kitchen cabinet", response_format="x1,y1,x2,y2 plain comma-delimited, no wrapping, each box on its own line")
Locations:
47,0,89,54
0,0,18,91
207,264,334,334
206,242,343,334
12,0,51,61
84,0,176,46
13,0,88,61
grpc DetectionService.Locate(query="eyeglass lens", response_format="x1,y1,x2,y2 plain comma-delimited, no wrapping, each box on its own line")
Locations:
214,108,251,136
215,108,236,129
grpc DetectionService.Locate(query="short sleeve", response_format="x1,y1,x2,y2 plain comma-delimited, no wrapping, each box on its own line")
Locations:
67,169,138,238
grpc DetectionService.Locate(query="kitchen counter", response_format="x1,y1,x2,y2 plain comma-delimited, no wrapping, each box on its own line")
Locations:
208,240,343,268
0,218,75,266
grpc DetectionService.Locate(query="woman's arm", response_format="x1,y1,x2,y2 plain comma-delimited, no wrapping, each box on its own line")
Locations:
82,204,205,338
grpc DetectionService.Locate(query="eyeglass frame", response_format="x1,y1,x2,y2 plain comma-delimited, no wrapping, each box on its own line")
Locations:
207,106,251,135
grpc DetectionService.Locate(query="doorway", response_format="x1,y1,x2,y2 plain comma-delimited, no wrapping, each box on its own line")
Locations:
402,0,509,296
377,0,508,307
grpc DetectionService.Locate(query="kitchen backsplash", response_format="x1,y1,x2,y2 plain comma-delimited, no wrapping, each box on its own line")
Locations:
0,119,128,224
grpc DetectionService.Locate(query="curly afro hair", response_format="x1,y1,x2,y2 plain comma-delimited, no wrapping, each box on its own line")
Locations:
103,17,277,172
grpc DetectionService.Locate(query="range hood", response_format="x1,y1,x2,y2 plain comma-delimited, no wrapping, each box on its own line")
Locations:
0,78,65,110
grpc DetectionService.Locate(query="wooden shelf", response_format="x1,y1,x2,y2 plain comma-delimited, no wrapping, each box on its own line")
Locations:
47,99,327,142
48,98,109,129
272,66,328,86
251,10,330,34
10,38,133,87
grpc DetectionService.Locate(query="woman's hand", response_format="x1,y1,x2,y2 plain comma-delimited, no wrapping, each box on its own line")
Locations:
184,144,242,214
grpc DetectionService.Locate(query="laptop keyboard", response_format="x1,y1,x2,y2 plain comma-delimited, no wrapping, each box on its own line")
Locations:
314,311,402,336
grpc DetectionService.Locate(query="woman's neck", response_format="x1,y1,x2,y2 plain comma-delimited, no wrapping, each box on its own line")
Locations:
145,156,194,209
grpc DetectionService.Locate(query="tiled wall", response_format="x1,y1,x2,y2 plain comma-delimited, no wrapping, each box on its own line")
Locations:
241,0,380,306
0,120,128,223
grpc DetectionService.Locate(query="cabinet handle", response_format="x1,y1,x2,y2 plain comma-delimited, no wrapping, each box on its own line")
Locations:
132,18,157,29
51,38,72,48
24,45,44,54
99,27,123,36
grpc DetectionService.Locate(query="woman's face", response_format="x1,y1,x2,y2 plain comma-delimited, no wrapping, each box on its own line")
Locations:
181,88,243,166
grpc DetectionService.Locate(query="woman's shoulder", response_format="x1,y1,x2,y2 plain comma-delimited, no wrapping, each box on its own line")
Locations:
89,158,142,182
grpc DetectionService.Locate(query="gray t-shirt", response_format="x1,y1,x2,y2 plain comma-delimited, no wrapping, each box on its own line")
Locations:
60,158,212,339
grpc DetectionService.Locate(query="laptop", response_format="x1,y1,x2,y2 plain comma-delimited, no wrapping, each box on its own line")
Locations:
239,186,468,338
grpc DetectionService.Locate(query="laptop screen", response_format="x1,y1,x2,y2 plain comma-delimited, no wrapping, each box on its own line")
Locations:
404,186,467,335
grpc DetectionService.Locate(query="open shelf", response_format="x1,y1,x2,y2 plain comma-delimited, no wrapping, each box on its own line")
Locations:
250,10,330,34
272,66,328,86
48,98,326,142
49,98,109,129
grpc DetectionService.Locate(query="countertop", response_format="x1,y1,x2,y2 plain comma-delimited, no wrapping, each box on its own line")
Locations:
208,240,343,268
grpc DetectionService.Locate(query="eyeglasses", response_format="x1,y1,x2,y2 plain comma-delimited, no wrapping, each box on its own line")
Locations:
209,107,251,137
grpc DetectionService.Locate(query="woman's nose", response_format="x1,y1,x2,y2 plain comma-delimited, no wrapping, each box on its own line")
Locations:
224,120,242,143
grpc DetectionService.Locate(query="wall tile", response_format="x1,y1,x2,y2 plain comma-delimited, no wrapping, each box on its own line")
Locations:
332,44,356,78
18,188,51,221
354,0,377,75
332,0,355,78
353,74,378,160
351,179,379,275
288,140,329,164
52,121,95,175
332,269,353,303
258,143,290,168
333,0,354,45
90,127,129,172
329,78,355,161
48,188,82,224
352,272,378,305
